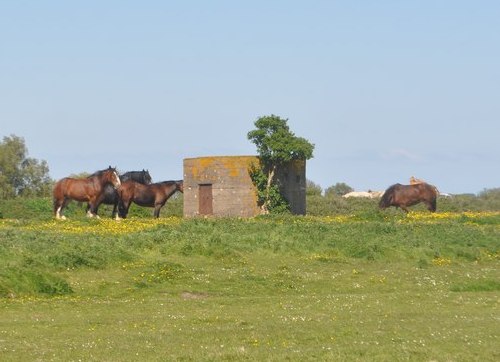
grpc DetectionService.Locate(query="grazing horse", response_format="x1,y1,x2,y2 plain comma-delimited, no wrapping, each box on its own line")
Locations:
86,169,152,218
53,166,121,219
118,180,183,218
379,182,438,213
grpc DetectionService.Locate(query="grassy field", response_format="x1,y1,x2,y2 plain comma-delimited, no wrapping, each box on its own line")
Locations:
0,198,499,361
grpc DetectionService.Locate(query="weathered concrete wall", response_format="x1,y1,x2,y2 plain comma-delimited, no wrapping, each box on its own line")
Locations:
275,159,306,215
183,156,261,217
183,156,306,217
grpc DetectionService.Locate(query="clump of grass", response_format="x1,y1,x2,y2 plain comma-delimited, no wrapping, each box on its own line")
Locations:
451,279,500,292
133,261,188,288
0,266,72,297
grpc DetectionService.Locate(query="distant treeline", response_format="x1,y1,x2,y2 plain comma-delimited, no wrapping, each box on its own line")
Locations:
2,134,499,215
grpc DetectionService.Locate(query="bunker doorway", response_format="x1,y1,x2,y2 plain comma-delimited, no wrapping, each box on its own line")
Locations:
198,184,213,215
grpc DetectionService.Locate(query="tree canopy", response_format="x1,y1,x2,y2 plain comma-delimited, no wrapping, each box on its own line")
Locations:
325,182,354,197
247,115,314,166
247,115,314,213
0,135,53,199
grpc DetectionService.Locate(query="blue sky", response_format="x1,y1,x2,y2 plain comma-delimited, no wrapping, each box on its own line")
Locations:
1,1,499,194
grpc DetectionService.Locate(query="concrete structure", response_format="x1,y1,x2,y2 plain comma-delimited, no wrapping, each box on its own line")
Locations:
275,159,307,215
183,156,306,217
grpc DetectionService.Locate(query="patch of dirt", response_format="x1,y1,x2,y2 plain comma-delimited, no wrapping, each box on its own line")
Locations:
180,291,208,300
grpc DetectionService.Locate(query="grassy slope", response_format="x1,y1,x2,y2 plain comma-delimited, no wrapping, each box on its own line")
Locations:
0,199,499,361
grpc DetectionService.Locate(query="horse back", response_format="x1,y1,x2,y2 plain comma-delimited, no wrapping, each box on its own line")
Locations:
53,177,96,202
120,180,156,206
412,183,438,197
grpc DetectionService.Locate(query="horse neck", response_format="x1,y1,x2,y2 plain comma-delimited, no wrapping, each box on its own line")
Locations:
162,182,180,197
93,173,116,190
88,175,105,191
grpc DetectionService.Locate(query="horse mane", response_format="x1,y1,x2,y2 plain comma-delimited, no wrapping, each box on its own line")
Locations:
158,180,182,185
88,167,118,178
122,170,144,177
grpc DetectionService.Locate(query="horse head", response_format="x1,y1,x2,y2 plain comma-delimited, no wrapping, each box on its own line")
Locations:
176,180,184,193
142,169,153,185
105,166,121,189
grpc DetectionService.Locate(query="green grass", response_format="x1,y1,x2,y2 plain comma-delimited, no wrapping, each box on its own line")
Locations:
0,199,499,361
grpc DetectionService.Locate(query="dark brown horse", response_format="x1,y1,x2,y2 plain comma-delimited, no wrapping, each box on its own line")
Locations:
53,166,121,219
86,169,153,219
118,180,183,218
379,182,439,213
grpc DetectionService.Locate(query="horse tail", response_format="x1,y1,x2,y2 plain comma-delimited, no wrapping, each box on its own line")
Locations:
427,183,438,211
52,179,64,214
52,190,59,214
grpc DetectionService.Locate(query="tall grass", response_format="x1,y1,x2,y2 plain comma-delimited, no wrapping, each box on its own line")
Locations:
0,198,498,360
1,212,498,297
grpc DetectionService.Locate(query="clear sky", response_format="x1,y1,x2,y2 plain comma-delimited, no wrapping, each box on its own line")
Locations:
1,1,499,194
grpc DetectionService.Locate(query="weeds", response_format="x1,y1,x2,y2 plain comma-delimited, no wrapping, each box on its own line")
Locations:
0,199,498,360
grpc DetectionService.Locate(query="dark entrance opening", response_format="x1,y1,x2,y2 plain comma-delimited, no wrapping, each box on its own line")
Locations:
198,184,213,215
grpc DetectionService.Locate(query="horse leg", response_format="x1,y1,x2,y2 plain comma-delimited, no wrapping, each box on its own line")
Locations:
118,199,131,219
54,198,62,219
112,202,120,220
153,203,164,218
87,198,100,218
55,198,69,220
87,208,96,218
54,200,64,219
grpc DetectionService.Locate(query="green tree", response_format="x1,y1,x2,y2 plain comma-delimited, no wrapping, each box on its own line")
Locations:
248,115,314,213
306,179,323,196
325,182,354,197
0,135,53,199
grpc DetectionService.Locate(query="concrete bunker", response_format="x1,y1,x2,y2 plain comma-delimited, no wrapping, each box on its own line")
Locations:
183,156,306,217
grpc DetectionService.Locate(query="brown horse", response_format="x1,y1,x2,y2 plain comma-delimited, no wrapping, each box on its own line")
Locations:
85,169,153,219
53,166,121,219
118,180,183,218
379,182,438,213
